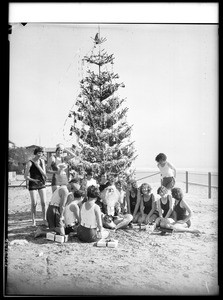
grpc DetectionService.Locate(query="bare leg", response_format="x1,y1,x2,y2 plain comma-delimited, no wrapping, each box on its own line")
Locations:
170,223,201,234
132,212,140,223
38,188,47,224
145,213,158,224
29,190,38,226
114,214,133,231
160,219,201,234
137,213,145,225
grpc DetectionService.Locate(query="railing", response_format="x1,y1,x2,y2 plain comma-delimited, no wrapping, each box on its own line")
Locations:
136,172,160,182
135,170,218,199
184,171,218,199
8,171,218,199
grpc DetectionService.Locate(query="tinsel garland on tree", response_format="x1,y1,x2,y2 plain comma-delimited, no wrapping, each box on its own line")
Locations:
68,32,137,180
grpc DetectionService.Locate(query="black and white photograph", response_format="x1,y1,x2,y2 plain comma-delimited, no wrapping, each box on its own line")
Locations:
6,3,219,296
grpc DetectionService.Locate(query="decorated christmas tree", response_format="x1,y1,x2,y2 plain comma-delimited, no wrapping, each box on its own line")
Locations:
68,32,137,179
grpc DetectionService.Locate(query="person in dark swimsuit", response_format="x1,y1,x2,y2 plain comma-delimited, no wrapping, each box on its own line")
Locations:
156,185,174,217
125,179,140,223
155,187,201,234
137,183,159,225
171,187,192,227
24,146,47,226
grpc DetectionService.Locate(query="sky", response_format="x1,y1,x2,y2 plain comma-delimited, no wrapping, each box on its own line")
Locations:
8,3,218,172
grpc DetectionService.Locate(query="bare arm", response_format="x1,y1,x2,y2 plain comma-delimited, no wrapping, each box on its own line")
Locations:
59,187,69,219
125,191,131,214
64,148,76,161
165,195,173,219
24,161,39,183
69,202,80,223
139,197,144,216
24,161,31,181
176,200,192,224
122,192,127,213
132,190,141,217
79,202,83,224
95,205,103,232
167,162,176,178
46,156,58,175
41,159,46,173
147,194,156,219
156,199,162,218
65,193,74,206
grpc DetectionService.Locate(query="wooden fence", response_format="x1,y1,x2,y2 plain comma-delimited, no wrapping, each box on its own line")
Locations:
184,171,218,199
136,170,218,199
8,171,218,198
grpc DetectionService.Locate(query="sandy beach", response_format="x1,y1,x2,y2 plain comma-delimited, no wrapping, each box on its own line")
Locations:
5,180,218,296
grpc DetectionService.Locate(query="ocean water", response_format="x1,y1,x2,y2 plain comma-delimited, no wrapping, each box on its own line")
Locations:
134,169,218,188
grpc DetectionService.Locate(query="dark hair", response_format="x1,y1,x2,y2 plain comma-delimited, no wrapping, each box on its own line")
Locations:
34,147,44,155
171,187,183,201
155,153,167,162
87,185,100,199
157,186,167,194
73,189,85,198
140,183,152,194
69,178,80,184
86,169,93,176
128,180,138,194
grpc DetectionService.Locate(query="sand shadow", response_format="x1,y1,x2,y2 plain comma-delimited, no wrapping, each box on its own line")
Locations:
7,211,50,245
6,211,85,245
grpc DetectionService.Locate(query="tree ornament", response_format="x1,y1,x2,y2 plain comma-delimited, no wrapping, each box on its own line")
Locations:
68,32,137,177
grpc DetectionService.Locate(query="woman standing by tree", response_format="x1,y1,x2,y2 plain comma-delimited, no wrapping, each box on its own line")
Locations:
24,146,47,226
46,143,76,192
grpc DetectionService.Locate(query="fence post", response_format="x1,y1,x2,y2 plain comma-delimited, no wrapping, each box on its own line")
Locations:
208,172,211,199
185,171,188,193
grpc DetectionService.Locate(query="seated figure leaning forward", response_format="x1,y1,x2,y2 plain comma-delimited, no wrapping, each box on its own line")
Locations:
46,179,79,235
77,185,110,243
63,188,85,235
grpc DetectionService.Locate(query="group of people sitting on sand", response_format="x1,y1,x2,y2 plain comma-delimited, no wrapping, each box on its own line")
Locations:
24,145,200,243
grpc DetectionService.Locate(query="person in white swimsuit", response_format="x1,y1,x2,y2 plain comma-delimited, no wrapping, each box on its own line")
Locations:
64,189,84,234
155,153,176,190
46,179,79,235
77,185,109,243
